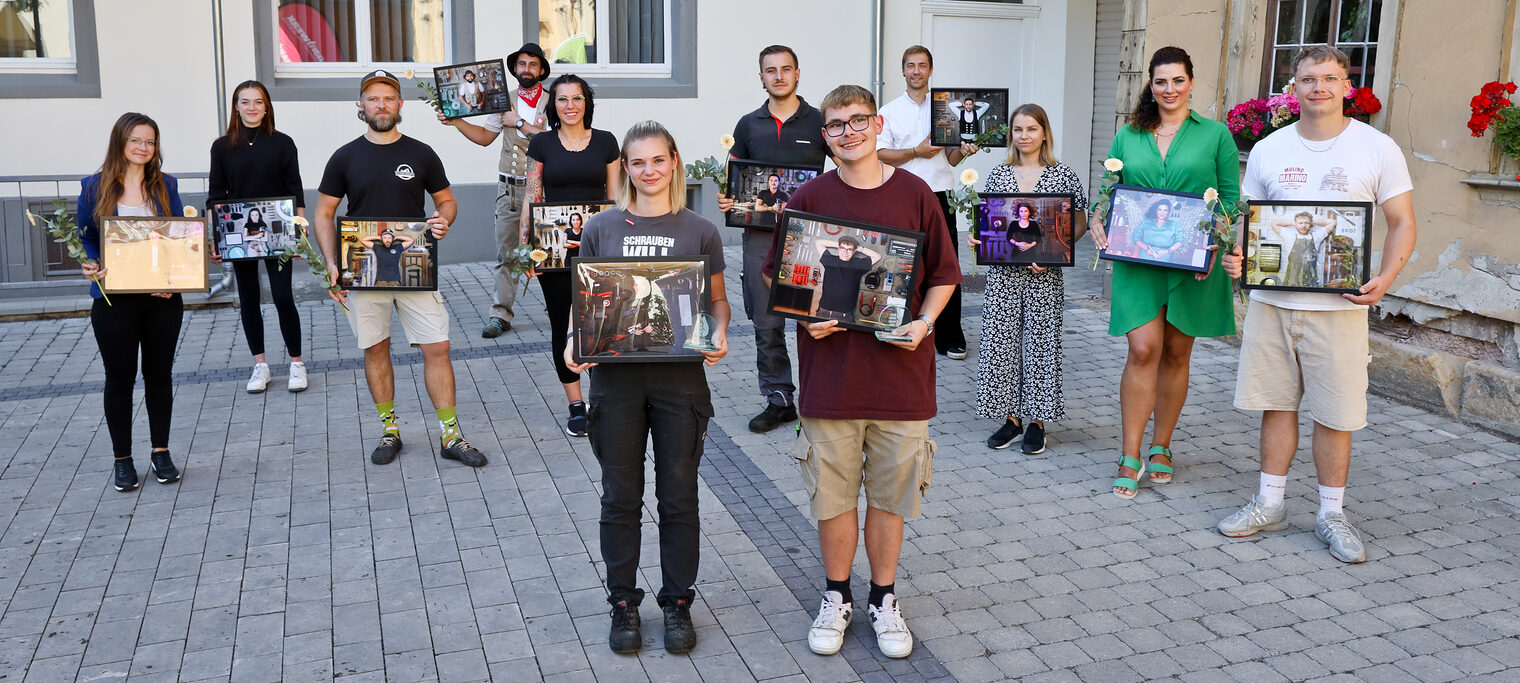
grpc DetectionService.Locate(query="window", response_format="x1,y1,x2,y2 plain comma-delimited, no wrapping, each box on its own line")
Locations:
523,0,695,98
275,0,449,73
1264,0,1381,93
0,0,96,98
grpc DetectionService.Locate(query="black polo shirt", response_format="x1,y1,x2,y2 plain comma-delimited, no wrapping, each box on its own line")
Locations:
729,97,830,168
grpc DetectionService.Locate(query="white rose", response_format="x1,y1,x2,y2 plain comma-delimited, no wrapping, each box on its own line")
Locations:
403,68,415,79
719,135,736,151
1203,188,1219,204
1103,158,1124,173
960,168,979,186
182,206,198,218
292,216,310,228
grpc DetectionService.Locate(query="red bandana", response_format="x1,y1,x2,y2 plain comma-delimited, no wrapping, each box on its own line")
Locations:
519,83,543,108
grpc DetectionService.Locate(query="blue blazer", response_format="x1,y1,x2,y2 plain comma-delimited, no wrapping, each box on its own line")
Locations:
77,173,184,298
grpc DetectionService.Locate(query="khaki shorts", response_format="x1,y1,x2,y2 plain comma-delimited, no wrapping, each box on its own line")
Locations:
792,418,936,521
1234,302,1370,431
345,290,451,349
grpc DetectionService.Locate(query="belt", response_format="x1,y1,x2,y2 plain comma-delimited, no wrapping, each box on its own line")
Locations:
499,174,527,185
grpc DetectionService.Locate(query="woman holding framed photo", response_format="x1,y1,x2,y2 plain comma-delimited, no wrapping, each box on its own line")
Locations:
1094,46,1240,499
207,80,307,394
522,74,620,437
969,104,1088,455
564,121,730,656
78,112,187,493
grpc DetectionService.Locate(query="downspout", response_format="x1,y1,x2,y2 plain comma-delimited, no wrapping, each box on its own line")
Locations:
208,0,234,298
871,0,884,104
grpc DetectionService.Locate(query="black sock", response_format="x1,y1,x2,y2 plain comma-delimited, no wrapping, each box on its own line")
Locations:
825,578,852,604
868,582,894,608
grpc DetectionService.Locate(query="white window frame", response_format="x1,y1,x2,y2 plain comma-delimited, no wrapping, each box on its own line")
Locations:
0,0,77,75
534,0,673,79
271,0,455,78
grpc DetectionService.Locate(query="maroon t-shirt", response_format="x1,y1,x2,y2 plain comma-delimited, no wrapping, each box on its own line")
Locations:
763,169,962,421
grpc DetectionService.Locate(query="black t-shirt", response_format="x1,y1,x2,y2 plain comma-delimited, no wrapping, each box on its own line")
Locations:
756,189,789,207
527,128,619,202
374,242,406,281
1008,219,1042,246
817,250,872,312
318,135,449,218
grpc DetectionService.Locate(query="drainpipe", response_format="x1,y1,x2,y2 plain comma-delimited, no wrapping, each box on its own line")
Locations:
870,0,884,103
207,0,234,298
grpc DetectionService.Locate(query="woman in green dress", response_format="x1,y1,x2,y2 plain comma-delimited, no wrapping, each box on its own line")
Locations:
1092,46,1240,499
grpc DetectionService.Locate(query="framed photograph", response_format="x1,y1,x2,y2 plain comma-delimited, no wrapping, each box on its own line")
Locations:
1241,200,1373,293
1099,185,1214,273
974,193,1078,267
571,256,714,363
527,200,614,271
99,217,210,294
210,196,298,261
338,218,438,291
724,159,823,231
766,210,924,334
931,88,1010,147
433,58,511,119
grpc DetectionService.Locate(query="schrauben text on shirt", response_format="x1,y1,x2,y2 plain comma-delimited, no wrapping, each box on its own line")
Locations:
621,234,676,256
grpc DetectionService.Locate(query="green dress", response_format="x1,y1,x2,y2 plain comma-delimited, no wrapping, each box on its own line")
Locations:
1107,110,1240,337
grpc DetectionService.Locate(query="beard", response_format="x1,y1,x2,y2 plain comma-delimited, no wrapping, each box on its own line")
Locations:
515,70,545,89
363,109,401,133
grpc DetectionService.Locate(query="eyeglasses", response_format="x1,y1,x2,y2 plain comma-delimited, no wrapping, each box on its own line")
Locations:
823,114,873,137
1296,76,1345,87
555,95,586,105
126,137,158,148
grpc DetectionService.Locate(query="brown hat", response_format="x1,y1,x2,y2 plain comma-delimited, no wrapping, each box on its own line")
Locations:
359,69,401,93
506,42,551,76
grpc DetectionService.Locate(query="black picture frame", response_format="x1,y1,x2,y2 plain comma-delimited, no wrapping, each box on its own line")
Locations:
99,217,210,294
527,200,614,272
723,159,823,231
930,87,1010,147
433,58,511,120
1241,200,1374,294
974,193,1079,267
337,218,439,291
765,210,925,334
571,256,713,363
210,196,299,262
1098,184,1214,274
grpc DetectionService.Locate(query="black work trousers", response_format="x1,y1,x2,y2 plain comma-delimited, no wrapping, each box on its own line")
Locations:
90,294,184,458
932,190,968,352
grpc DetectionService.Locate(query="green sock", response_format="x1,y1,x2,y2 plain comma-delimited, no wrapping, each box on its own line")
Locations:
437,407,462,447
377,401,399,437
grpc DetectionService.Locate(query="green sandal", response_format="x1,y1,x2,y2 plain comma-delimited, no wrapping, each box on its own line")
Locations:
1147,445,1174,484
1112,455,1146,500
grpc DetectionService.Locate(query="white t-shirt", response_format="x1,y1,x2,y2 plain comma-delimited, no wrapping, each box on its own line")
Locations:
1241,119,1413,311
877,92,955,192
480,87,542,140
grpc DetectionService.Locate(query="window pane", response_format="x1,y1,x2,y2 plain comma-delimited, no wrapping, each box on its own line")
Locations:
277,0,358,63
1339,0,1380,42
0,0,72,59
371,0,444,63
609,0,663,64
540,0,596,65
1271,49,1295,92
1357,46,1375,88
1275,0,1301,44
1303,0,1331,44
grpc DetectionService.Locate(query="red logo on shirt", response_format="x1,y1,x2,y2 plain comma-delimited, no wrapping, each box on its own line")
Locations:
1277,166,1308,189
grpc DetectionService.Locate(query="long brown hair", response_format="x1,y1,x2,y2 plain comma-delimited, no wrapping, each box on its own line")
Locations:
1129,46,1193,132
1003,103,1059,167
95,113,171,222
225,80,276,148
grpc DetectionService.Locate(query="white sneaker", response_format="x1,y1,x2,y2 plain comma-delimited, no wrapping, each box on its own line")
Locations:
246,363,271,393
287,362,308,393
868,594,913,658
808,590,853,655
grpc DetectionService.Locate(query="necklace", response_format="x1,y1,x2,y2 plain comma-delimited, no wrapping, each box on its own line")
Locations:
559,129,593,152
1013,164,1041,192
1295,118,1351,153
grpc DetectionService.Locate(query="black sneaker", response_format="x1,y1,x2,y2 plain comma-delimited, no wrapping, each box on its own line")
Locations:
113,458,139,492
662,600,696,654
748,395,798,434
946,346,968,360
371,434,402,465
1022,423,1047,455
986,420,1023,450
149,451,181,484
481,317,511,339
441,439,487,467
609,601,641,654
565,401,588,437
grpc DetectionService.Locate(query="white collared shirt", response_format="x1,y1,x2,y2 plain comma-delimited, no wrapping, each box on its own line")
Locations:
877,91,955,192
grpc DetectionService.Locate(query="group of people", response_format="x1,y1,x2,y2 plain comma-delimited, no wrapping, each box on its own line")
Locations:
72,37,1414,663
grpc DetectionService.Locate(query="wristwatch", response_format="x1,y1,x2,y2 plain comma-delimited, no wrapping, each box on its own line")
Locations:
514,118,525,129
915,314,935,335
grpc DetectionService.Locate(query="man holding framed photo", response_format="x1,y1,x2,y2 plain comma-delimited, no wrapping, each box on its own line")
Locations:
316,69,488,470
762,84,960,660
878,45,976,360
1218,46,1416,564
439,43,552,339
717,45,831,434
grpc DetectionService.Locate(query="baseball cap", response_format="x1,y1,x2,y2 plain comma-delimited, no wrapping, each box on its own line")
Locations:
360,69,401,93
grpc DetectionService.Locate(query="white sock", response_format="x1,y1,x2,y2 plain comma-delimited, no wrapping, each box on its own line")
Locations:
1318,485,1345,520
1258,472,1288,508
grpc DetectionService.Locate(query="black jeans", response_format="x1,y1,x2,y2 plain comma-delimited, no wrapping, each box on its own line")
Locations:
91,294,183,458
233,259,301,357
741,230,794,400
588,363,714,607
538,271,578,385
932,191,968,352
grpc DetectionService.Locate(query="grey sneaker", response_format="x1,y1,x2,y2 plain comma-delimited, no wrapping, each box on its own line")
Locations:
1217,495,1288,537
1315,512,1367,563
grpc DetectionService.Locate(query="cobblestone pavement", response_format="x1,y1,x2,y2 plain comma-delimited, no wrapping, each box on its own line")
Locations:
0,241,1516,682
